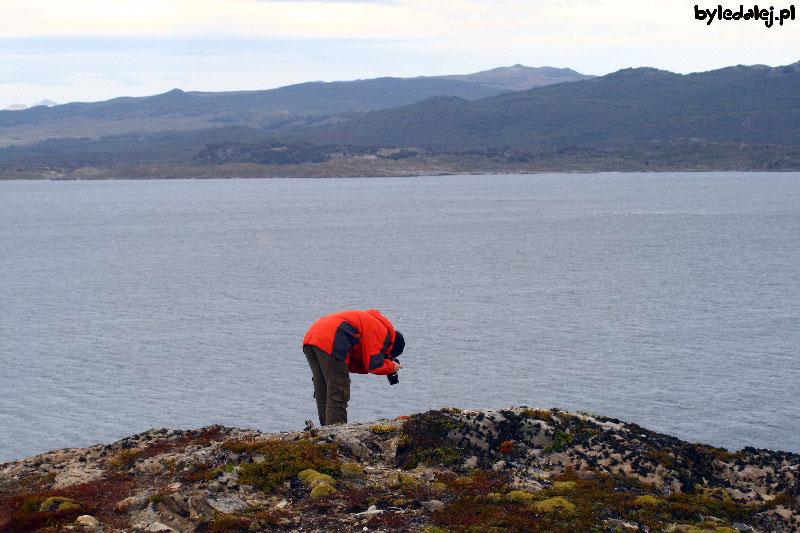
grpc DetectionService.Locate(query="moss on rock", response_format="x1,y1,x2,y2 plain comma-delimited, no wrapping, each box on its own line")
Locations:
552,481,576,491
309,483,337,499
298,469,336,486
532,496,576,514
504,490,535,503
634,494,661,507
39,496,80,512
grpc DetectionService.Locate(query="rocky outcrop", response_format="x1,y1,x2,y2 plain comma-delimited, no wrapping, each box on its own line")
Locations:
1,407,797,532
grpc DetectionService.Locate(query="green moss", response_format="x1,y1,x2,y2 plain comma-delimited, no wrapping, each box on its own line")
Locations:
369,424,399,435
309,483,337,499
394,474,418,487
39,496,80,512
634,494,661,507
236,439,339,491
298,469,335,486
504,490,534,504
340,462,364,475
552,481,576,492
532,496,576,514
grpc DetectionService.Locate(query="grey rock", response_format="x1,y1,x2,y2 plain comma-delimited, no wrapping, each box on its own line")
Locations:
131,504,176,532
187,496,216,521
492,460,507,471
153,501,195,532
206,493,248,514
422,500,446,512
218,471,240,486
338,436,371,460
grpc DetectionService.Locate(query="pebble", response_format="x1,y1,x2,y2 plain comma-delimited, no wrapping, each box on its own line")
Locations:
76,515,99,528
353,504,384,518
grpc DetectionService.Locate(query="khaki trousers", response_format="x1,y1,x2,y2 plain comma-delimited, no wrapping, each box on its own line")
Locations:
303,344,350,426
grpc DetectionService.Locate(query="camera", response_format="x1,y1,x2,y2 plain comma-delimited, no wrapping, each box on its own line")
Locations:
387,358,400,385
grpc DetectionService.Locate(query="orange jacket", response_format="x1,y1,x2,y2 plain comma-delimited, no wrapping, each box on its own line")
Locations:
303,309,398,375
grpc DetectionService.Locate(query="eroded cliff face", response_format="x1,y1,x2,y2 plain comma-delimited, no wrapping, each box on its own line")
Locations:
1,407,798,532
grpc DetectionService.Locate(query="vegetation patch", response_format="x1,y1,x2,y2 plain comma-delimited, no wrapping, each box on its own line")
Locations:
204,507,283,533
231,439,340,491
298,469,336,486
396,409,466,469
110,448,143,471
0,473,134,532
424,465,759,532
543,429,574,453
141,426,228,457
368,424,399,435
309,483,338,499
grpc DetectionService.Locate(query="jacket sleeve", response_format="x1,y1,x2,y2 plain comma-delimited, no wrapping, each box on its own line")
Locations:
361,328,396,375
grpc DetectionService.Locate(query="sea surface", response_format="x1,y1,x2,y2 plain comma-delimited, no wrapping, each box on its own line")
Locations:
1,173,799,462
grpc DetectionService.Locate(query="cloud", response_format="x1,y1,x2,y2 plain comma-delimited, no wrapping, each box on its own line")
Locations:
0,0,797,107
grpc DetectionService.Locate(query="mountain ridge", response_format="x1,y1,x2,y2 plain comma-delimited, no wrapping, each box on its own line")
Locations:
0,65,592,147
1,61,799,177
292,61,800,152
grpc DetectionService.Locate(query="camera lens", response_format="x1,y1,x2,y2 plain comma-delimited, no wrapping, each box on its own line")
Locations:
387,372,399,385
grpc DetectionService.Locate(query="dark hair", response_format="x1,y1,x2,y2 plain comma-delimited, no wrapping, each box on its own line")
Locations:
391,331,405,357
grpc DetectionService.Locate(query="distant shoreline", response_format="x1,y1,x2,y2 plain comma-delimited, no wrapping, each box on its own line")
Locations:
3,149,799,181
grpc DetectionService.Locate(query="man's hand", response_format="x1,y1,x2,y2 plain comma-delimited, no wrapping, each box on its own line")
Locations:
393,361,403,372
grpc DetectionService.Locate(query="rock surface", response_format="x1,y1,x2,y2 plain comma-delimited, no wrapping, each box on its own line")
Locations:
0,407,797,532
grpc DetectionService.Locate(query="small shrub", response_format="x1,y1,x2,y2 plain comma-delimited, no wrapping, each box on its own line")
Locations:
498,441,514,454
397,409,465,469
237,439,339,491
543,429,573,453
110,448,142,470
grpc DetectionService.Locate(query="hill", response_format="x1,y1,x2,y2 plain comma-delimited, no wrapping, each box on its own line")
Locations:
0,65,591,148
2,62,799,178
294,62,800,152
433,64,593,92
1,407,797,531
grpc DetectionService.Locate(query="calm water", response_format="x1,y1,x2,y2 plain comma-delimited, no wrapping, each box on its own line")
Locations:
1,173,799,462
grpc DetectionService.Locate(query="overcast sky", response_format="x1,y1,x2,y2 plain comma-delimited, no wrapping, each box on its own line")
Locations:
1,0,797,109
